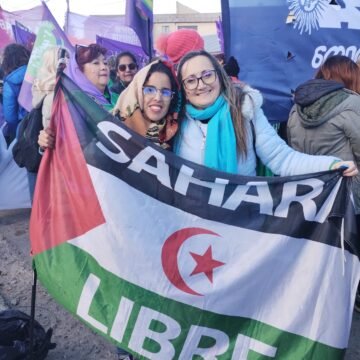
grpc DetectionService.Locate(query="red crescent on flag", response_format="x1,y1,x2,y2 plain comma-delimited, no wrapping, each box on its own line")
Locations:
161,228,220,296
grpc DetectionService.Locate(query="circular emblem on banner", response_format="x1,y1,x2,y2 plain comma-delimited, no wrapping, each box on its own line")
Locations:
161,228,225,297
287,0,329,34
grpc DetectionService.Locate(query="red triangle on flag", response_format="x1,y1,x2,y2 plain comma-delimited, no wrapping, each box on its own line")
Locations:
30,89,105,255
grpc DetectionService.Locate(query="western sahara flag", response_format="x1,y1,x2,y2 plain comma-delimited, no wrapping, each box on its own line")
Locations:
30,74,360,359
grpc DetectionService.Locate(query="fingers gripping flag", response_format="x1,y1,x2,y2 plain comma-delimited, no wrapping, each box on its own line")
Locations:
30,73,360,359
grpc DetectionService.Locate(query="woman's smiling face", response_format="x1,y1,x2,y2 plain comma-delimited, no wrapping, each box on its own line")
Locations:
142,71,172,122
82,54,110,92
181,55,221,109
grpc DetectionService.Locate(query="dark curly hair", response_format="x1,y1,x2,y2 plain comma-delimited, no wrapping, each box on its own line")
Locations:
75,43,108,72
1,43,30,75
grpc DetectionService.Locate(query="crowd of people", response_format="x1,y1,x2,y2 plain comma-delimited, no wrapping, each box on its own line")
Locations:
1,28,360,359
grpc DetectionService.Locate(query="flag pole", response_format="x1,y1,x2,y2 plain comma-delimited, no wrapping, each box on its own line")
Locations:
29,267,37,360
65,0,70,33
147,17,152,58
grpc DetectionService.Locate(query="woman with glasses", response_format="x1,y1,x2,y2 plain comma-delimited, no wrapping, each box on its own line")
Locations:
111,52,138,96
174,50,357,177
112,60,181,149
112,60,180,360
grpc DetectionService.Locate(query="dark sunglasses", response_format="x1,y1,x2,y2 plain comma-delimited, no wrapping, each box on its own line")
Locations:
118,63,137,71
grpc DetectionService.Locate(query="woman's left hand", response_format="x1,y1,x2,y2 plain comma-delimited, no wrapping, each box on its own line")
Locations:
331,161,358,177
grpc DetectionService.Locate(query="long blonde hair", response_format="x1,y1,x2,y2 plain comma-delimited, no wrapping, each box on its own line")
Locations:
177,50,248,157
32,46,67,94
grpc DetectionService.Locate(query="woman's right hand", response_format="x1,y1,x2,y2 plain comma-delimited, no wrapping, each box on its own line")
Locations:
38,128,55,149
331,160,358,177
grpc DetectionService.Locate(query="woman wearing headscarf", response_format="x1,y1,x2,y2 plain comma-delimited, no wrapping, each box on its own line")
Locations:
67,43,117,111
32,46,68,129
105,59,180,360
27,46,68,201
39,43,116,149
113,59,181,149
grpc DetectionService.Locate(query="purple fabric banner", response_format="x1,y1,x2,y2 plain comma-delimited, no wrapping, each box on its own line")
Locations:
12,21,36,51
96,35,149,67
125,0,153,56
18,2,73,112
0,6,44,49
0,10,14,48
65,12,140,47
216,18,225,54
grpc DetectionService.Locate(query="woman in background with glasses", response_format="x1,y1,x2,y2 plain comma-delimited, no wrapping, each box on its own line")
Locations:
111,52,138,97
113,60,181,150
174,50,357,177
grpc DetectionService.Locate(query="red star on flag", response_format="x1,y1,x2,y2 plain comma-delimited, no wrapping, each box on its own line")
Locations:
190,246,225,283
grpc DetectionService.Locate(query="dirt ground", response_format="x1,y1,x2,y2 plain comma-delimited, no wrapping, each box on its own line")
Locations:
0,208,359,360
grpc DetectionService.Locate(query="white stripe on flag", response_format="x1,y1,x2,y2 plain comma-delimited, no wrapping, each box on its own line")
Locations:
70,166,360,348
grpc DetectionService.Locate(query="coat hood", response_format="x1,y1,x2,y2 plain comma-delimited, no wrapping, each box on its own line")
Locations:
294,79,344,106
4,65,27,86
294,79,349,128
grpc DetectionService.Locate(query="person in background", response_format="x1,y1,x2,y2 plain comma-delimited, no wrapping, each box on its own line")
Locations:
287,55,360,214
224,55,243,86
113,60,181,150
110,51,138,97
107,54,117,88
214,53,225,66
224,54,274,176
174,50,357,177
288,55,360,314
33,47,68,131
155,28,204,70
1,43,30,145
38,43,116,150
28,46,68,201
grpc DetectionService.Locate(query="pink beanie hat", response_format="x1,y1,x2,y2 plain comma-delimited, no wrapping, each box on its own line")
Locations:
155,29,204,65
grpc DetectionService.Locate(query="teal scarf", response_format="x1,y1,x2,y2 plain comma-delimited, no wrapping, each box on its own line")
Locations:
186,95,238,173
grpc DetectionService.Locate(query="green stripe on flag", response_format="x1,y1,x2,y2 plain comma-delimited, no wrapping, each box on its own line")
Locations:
34,243,345,359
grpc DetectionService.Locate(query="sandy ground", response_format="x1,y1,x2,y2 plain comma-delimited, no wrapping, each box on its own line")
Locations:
0,208,359,359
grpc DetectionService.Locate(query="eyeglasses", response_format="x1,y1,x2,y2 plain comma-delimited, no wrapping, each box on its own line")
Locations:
182,69,217,90
118,63,137,72
142,86,174,99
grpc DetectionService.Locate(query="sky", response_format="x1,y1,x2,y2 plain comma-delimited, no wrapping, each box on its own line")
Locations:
0,0,221,27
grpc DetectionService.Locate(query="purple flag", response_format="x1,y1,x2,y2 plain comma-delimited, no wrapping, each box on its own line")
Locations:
216,18,225,54
12,21,36,51
0,5,49,48
125,0,153,56
65,12,140,46
96,35,149,67
0,9,14,48
18,2,73,112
